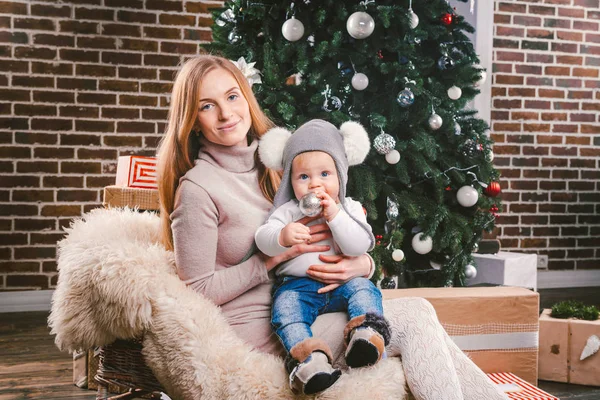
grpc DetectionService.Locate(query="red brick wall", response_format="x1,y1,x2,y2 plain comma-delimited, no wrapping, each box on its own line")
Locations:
0,0,216,290
491,0,600,270
1,1,598,291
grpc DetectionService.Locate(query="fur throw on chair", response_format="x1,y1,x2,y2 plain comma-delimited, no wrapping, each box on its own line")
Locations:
49,207,408,400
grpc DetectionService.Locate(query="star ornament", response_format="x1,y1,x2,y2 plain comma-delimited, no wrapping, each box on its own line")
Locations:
230,57,262,86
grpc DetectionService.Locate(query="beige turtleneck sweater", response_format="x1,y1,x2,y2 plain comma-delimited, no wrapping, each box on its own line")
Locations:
171,136,351,360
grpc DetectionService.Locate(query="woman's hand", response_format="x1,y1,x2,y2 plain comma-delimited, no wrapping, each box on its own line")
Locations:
261,243,330,271
307,254,372,294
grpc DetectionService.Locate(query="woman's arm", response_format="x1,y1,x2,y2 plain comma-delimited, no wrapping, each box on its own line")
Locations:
171,180,270,306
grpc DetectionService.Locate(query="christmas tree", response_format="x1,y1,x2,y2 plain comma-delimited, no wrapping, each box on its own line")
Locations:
207,0,502,288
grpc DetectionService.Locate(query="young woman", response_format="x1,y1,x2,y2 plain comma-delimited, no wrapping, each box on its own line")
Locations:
156,54,506,400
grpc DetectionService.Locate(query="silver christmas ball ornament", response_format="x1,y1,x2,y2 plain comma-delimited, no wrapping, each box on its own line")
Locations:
228,30,241,44
462,139,478,157
386,201,399,220
282,17,304,42
392,249,405,262
322,95,342,112
454,122,462,136
472,243,479,253
437,56,455,70
447,86,462,100
465,264,477,279
409,9,419,29
346,11,375,39
385,149,401,164
396,88,415,107
299,192,322,217
351,73,369,90
373,133,396,155
412,232,433,255
456,185,479,207
428,113,443,130
380,276,396,289
485,150,494,162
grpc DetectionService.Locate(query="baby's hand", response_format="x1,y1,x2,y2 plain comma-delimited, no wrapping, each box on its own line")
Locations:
279,222,311,247
316,191,339,222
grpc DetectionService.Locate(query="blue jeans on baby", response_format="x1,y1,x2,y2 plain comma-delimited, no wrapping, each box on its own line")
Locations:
271,276,384,353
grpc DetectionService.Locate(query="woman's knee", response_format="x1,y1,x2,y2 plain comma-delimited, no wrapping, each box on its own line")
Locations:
384,297,437,319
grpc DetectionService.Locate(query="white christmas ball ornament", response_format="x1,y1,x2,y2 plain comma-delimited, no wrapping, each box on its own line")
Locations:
474,67,487,87
385,149,401,164
412,233,433,255
392,249,405,262
351,73,369,90
282,17,304,42
456,185,479,207
447,86,462,100
428,113,443,130
465,264,477,279
347,11,375,39
430,261,442,270
409,9,419,29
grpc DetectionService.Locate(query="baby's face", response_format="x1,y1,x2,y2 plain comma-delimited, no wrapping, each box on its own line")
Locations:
291,151,340,202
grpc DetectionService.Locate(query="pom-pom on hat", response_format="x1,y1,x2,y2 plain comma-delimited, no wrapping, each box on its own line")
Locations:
258,119,374,250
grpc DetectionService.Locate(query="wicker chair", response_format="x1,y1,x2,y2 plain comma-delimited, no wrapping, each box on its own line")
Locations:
94,339,165,400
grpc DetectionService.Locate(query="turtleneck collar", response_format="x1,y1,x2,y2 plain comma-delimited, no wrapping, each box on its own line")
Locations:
197,135,258,173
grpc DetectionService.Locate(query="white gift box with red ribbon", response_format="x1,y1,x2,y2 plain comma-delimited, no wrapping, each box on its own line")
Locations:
115,156,158,189
487,372,558,400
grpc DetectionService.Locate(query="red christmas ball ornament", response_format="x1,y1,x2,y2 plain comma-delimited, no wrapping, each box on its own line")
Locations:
445,186,452,191
441,13,454,25
485,181,501,197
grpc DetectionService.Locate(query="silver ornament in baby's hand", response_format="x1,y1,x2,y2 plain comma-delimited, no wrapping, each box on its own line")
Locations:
299,192,322,217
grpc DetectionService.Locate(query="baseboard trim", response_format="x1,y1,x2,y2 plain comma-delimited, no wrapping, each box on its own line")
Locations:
538,270,600,289
0,290,54,313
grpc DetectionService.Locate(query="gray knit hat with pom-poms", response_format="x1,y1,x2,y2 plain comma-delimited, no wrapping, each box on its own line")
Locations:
258,119,374,251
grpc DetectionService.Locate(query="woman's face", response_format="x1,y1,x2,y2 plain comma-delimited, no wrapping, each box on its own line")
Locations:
196,68,252,147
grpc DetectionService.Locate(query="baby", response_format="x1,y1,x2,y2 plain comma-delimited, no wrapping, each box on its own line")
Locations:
256,119,390,395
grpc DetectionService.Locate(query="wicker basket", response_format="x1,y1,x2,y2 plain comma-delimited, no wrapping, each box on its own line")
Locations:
94,338,166,400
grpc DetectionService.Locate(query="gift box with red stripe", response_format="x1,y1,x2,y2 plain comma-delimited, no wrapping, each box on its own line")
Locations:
115,156,158,189
487,372,558,400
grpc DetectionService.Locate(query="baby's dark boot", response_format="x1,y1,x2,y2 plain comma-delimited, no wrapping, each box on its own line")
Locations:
344,313,391,368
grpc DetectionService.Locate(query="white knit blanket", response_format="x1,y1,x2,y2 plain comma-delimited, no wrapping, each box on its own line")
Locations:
49,207,407,400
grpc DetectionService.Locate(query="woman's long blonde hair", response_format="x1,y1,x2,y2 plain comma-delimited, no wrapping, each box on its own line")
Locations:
156,55,280,251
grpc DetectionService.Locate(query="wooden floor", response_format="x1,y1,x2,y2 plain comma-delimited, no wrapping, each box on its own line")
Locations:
0,311,97,400
1,287,600,399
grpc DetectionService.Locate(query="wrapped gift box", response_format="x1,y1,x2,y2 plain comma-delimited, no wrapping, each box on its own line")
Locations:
116,155,158,189
103,185,159,211
469,252,538,291
538,309,600,386
487,372,558,400
383,286,539,385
